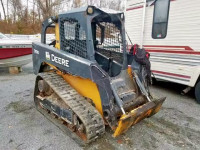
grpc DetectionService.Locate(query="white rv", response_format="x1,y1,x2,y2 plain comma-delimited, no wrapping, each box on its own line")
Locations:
125,0,200,103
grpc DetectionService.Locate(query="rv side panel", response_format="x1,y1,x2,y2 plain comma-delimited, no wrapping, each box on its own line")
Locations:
126,0,200,87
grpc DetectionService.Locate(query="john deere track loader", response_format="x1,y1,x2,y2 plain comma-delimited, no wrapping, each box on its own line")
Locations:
32,6,166,144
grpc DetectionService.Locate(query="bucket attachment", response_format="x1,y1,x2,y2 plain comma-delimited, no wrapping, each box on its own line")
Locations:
113,97,166,137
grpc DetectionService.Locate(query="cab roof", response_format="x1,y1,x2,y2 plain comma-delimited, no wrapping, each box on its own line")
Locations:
59,6,123,16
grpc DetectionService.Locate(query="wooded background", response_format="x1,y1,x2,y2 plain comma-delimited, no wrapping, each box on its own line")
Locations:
0,0,125,34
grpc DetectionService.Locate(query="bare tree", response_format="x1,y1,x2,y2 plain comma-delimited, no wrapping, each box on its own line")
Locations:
33,0,35,24
36,2,41,21
36,0,61,20
10,0,23,22
73,0,81,7
0,0,6,20
7,0,9,19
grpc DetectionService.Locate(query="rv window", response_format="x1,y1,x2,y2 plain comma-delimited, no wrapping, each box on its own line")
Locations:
152,0,170,39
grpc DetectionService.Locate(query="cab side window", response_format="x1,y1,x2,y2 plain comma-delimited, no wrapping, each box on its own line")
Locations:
152,0,170,39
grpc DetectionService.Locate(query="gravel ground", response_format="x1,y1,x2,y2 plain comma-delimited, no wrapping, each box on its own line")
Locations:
0,63,200,150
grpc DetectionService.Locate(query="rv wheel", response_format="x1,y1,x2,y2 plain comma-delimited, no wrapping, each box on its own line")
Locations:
195,81,200,104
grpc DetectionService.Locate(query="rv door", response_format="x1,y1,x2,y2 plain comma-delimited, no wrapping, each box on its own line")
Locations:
152,0,170,39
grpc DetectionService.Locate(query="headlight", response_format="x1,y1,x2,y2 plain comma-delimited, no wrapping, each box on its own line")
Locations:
87,7,94,15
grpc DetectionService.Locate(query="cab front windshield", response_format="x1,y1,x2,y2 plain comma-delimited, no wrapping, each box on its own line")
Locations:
92,13,124,77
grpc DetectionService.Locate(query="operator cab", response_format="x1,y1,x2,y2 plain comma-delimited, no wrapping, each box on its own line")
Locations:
41,6,127,77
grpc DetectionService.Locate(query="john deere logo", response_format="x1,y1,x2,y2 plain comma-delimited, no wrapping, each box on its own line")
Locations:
45,51,69,67
45,52,50,60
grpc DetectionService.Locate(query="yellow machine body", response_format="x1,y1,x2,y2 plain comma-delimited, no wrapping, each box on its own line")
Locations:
59,72,103,116
55,23,60,50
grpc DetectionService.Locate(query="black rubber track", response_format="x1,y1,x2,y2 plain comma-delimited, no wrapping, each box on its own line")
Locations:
34,72,105,145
